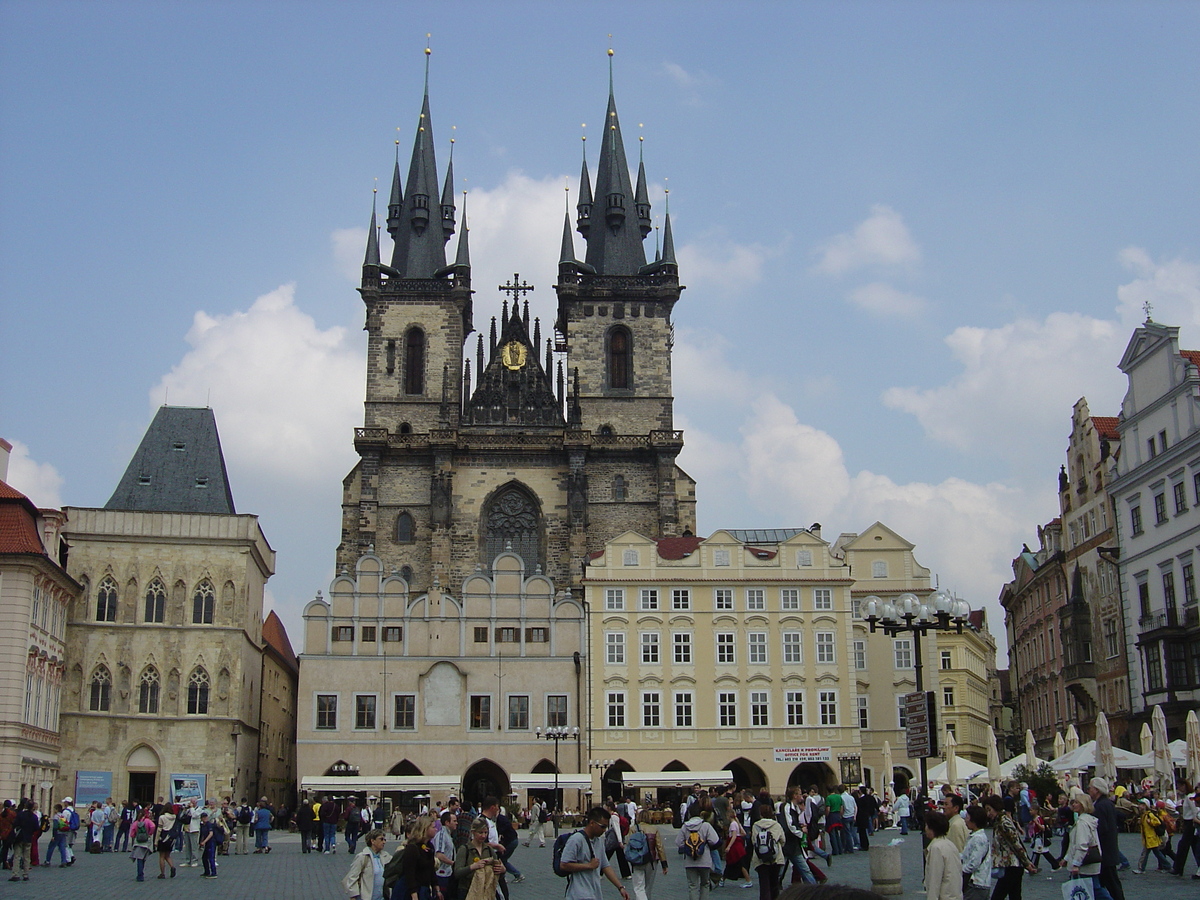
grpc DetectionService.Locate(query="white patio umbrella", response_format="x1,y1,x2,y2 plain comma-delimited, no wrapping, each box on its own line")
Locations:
1066,725,1080,755
945,730,959,794
927,756,989,783
1095,711,1117,784
987,725,1002,794
1151,705,1174,796
1141,722,1155,779
1047,740,1150,771
882,740,895,802
1185,710,1200,790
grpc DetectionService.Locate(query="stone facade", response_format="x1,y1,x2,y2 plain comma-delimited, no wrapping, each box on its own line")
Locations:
58,507,277,804
296,551,585,806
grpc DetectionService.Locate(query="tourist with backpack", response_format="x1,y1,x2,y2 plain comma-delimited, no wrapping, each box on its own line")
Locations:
156,802,178,878
236,798,254,854
556,807,630,900
627,809,668,900
525,800,550,848
751,803,785,900
777,786,817,885
129,807,156,881
677,803,721,900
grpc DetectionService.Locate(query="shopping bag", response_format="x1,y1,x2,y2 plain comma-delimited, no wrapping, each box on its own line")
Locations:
1061,876,1095,900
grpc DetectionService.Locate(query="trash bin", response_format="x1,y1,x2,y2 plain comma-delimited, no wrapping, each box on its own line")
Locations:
869,844,903,895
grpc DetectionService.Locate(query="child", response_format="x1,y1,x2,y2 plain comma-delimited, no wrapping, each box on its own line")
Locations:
198,811,217,878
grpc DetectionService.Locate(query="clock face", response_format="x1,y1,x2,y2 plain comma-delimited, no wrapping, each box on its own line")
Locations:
501,341,527,370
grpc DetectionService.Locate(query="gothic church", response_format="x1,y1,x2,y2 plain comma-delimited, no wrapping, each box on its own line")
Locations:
339,61,696,594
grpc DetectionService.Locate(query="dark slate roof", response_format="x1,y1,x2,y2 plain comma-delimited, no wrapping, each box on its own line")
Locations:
582,91,648,275
105,406,236,514
464,305,563,427
724,528,807,544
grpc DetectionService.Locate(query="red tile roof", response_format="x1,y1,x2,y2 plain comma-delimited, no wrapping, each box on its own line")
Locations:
1182,350,1200,370
745,546,777,560
1091,416,1119,441
656,535,705,560
0,480,46,556
262,610,299,675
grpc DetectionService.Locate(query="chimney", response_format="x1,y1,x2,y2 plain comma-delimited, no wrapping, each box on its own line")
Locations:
0,438,11,482
810,522,822,539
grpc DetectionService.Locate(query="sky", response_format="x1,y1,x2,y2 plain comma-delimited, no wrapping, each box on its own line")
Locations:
3,1,1199,663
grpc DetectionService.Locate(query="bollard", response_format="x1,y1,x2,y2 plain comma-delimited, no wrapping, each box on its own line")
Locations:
869,844,903,895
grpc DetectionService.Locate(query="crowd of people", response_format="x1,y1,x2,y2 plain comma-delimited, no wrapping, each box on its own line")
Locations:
0,793,287,882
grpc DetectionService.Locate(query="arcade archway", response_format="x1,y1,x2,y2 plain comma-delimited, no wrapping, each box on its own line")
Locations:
463,759,510,808
725,757,768,793
786,762,838,794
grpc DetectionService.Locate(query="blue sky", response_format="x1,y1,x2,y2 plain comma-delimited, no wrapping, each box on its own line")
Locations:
3,1,1199,659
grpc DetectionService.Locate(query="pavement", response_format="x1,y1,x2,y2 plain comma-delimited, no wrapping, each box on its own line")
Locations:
3,828,1194,900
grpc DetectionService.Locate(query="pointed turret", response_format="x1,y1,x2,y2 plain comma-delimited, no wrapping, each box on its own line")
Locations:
661,212,676,266
389,85,448,277
576,145,593,238
387,154,403,239
583,81,647,274
635,146,651,238
364,201,381,268
560,212,577,265
441,144,456,244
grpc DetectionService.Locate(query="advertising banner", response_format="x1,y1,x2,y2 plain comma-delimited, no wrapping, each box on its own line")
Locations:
773,747,833,763
169,774,207,805
74,771,113,805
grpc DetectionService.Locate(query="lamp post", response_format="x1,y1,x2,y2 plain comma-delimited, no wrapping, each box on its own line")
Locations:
536,725,579,835
863,591,970,808
589,758,614,805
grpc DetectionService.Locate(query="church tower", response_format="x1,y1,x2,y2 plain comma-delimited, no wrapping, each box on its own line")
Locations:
340,54,694,593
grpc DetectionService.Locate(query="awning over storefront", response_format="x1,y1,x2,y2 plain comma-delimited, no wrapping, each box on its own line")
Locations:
300,775,461,793
510,774,592,791
620,771,733,787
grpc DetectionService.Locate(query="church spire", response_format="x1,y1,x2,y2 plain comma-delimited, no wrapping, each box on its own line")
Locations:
389,43,448,278
387,139,403,239
576,130,592,238
453,189,470,269
583,51,647,275
441,132,456,244
635,132,651,238
364,189,381,268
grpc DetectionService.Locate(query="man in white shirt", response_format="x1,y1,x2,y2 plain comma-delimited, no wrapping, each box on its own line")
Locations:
840,788,858,851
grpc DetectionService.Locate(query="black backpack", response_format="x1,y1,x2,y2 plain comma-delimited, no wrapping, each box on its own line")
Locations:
237,806,253,825
553,829,586,877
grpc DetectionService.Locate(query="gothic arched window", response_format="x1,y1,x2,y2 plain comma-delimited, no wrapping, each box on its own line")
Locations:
90,665,111,711
400,565,414,584
138,667,160,714
192,580,214,625
96,576,118,622
404,327,425,395
144,578,166,623
187,668,210,715
613,475,627,501
395,512,415,543
482,485,541,571
607,326,632,390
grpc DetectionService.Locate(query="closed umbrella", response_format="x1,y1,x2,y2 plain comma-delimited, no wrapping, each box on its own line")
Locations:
1095,711,1117,784
1066,725,1080,755
1151,705,1174,796
1141,722,1155,780
1054,732,1065,760
882,740,895,802
945,730,959,794
1185,710,1200,791
1026,729,1037,769
987,725,1002,795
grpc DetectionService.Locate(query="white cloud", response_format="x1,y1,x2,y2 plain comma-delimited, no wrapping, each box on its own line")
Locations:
151,284,364,486
660,62,717,106
882,312,1126,461
662,61,699,89
1116,246,1200,329
332,226,368,282
677,238,773,293
846,282,928,317
3,440,64,508
812,205,922,276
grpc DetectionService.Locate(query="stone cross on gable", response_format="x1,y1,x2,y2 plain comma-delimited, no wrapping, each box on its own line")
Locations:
499,274,534,301
1143,299,1153,322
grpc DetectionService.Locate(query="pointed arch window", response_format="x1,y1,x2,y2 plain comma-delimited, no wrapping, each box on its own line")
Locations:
404,327,426,395
144,578,166,623
90,665,112,711
192,580,214,625
606,326,632,390
138,667,160,714
482,485,541,571
400,565,414,584
96,576,118,622
395,512,415,543
612,475,627,501
187,668,210,715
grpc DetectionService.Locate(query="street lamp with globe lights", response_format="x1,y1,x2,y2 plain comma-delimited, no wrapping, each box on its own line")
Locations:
535,725,579,834
862,590,970,805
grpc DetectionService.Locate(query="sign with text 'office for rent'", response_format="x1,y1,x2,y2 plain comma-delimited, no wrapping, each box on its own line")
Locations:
773,747,833,763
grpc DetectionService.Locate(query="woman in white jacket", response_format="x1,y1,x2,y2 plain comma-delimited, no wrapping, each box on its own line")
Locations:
344,830,393,900
1057,790,1113,900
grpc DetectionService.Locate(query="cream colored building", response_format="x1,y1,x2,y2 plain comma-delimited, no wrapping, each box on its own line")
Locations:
0,441,80,807
583,528,864,797
59,407,284,805
297,551,586,808
932,611,998,765
582,523,999,801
